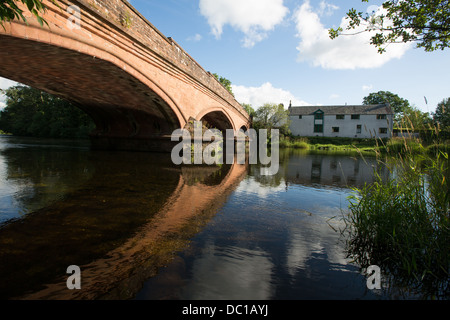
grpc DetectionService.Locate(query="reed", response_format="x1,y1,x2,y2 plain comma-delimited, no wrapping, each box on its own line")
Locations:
344,133,449,298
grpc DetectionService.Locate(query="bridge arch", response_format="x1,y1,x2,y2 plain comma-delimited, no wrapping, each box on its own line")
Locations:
0,33,184,142
196,108,235,132
239,125,249,132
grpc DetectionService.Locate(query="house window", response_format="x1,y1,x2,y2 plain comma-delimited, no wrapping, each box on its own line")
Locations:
377,114,387,120
336,115,345,120
351,114,360,120
314,124,324,133
379,128,388,134
332,127,340,133
298,115,302,119
315,112,324,120
356,125,362,134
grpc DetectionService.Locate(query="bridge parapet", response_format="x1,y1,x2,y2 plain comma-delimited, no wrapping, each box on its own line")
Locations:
75,0,247,119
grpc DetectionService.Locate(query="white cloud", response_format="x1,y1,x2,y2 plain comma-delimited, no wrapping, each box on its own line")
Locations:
329,93,340,99
294,1,411,70
362,84,373,91
199,0,289,48
187,33,202,42
232,82,310,108
317,0,338,17
0,77,17,90
0,77,18,110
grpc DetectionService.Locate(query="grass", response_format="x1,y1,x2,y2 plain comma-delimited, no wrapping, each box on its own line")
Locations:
342,137,449,299
279,136,383,155
279,137,309,149
280,134,450,157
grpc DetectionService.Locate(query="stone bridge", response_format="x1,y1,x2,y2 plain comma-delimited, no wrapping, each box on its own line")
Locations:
0,0,251,151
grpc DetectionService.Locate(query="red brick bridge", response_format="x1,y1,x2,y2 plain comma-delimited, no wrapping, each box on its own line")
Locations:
0,0,251,151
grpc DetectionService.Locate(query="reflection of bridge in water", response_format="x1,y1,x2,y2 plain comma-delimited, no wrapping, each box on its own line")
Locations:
0,150,248,300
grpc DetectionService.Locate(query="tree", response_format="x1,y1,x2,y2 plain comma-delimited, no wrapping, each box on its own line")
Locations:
213,73,234,97
241,103,256,118
252,103,291,136
0,85,94,138
329,0,450,53
363,91,411,122
401,106,433,131
0,0,58,28
433,97,450,130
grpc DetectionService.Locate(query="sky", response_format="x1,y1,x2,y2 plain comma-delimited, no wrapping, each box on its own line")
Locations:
1,0,449,114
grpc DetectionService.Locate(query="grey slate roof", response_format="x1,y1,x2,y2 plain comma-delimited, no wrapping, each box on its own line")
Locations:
289,104,393,116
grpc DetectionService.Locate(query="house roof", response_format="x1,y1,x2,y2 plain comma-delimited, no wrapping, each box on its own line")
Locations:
289,104,393,116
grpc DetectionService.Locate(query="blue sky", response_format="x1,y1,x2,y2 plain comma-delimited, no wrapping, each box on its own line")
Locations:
1,0,449,114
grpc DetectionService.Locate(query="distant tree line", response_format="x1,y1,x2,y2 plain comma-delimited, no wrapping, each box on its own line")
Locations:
363,91,450,132
0,85,94,139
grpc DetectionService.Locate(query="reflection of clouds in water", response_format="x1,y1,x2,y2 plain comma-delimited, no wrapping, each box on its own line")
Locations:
234,176,286,199
0,155,21,222
181,241,273,300
232,173,352,280
286,222,349,278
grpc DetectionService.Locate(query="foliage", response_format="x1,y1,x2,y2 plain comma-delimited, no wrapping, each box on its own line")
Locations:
241,103,256,118
0,85,95,139
344,137,449,298
279,137,309,150
212,73,234,97
329,0,450,53
0,0,58,28
363,90,410,120
433,97,450,130
363,91,433,128
120,10,133,29
252,103,291,136
400,106,433,130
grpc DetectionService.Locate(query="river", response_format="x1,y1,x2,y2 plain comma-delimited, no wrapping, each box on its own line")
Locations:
0,135,394,300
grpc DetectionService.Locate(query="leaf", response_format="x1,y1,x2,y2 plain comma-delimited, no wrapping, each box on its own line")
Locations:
36,14,44,27
26,0,35,11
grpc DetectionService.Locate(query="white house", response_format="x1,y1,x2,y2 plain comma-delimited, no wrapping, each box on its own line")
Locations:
288,104,394,139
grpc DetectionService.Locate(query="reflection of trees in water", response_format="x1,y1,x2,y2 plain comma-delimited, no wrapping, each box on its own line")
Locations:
0,150,179,299
181,164,231,186
0,146,246,299
0,144,95,218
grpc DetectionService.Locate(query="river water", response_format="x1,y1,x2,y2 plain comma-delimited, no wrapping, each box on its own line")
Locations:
0,136,394,300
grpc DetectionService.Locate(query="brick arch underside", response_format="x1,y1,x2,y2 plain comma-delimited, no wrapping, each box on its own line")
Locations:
0,36,182,140
200,111,234,132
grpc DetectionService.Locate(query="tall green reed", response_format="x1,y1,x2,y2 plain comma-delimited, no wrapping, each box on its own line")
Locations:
344,127,449,298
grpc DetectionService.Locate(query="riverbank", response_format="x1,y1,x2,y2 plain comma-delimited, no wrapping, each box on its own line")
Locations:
279,136,450,156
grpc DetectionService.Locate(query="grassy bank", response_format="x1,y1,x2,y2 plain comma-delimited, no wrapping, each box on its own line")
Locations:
279,136,381,154
280,135,450,156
